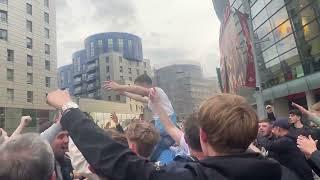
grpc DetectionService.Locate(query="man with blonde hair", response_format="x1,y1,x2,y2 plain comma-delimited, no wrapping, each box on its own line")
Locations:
47,90,290,180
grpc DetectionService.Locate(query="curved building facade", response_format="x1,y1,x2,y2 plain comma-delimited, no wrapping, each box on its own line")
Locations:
84,32,143,62
213,0,320,116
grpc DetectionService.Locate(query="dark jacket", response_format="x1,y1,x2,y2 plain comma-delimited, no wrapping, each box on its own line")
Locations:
308,150,320,177
288,126,313,139
267,112,277,121
259,134,314,180
61,109,286,180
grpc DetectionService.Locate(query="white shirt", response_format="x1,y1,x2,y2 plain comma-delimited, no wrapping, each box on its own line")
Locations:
148,87,175,118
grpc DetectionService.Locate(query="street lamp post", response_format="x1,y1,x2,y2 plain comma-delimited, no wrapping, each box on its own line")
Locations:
242,0,266,119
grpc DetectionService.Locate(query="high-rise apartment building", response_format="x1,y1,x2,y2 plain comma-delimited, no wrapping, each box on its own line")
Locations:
0,0,57,132
58,32,151,103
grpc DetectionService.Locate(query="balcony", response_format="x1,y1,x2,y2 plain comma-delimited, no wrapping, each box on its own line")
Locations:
87,83,98,91
86,63,97,73
73,78,82,85
86,73,97,82
74,87,82,95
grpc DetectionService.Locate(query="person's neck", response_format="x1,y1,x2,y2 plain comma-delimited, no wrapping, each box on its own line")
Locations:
191,150,205,160
294,121,304,128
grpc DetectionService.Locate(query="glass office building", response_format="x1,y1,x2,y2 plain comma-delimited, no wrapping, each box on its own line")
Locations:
213,0,320,113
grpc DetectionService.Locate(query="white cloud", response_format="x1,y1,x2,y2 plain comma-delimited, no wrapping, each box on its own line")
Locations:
56,0,221,76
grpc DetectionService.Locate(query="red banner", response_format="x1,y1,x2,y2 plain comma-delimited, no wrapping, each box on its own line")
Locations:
236,10,256,88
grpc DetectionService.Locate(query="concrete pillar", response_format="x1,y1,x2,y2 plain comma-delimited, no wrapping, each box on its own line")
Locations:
273,97,290,118
306,90,316,110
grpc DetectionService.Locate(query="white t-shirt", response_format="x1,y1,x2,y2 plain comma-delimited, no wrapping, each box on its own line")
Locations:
148,87,175,118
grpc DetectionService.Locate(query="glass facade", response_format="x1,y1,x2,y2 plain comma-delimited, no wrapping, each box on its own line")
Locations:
246,0,320,89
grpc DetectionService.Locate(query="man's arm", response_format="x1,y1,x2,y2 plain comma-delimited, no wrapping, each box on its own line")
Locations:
61,109,155,180
10,116,32,139
123,92,149,103
153,103,183,145
103,81,150,97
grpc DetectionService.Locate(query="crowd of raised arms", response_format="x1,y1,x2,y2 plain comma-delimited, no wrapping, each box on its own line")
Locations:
2,74,320,180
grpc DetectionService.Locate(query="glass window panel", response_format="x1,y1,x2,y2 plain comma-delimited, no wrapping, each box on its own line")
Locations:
269,7,290,30
301,20,320,41
251,0,266,18
253,8,269,30
0,29,7,40
275,34,296,55
266,0,285,17
263,46,279,63
0,10,7,23
256,20,273,40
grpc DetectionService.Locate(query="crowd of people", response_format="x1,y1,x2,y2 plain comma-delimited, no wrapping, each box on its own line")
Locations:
1,74,320,180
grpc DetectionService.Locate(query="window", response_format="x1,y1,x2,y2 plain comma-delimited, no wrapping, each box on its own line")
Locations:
118,39,124,50
27,37,33,49
106,76,110,81
90,42,94,57
128,68,132,74
116,95,121,101
106,56,109,63
0,29,7,40
45,28,50,39
0,0,8,4
136,105,138,112
108,39,113,50
120,76,124,80
26,20,32,32
144,62,147,68
27,91,33,103
7,49,14,62
136,61,139,66
26,3,32,15
27,73,33,85
108,96,112,101
119,56,123,63
45,77,51,87
0,10,7,23
27,55,33,66
129,77,133,81
45,44,50,54
136,69,140,76
106,66,110,73
44,0,49,8
120,66,123,73
128,40,132,51
44,12,49,23
45,60,50,70
7,69,13,81
98,40,103,48
7,88,13,101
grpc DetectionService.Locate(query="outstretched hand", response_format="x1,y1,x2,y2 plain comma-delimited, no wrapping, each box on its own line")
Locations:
297,135,318,159
102,81,122,91
292,102,309,115
111,112,119,125
47,90,72,109
20,116,32,127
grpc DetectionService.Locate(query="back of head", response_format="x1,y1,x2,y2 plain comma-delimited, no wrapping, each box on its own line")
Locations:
126,121,160,157
134,74,152,86
0,133,55,180
104,128,128,146
184,112,202,152
198,94,258,154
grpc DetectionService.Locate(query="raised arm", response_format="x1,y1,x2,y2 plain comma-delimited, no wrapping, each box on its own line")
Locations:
292,102,320,125
150,88,183,145
46,90,156,180
123,92,149,103
10,116,32,139
103,81,150,97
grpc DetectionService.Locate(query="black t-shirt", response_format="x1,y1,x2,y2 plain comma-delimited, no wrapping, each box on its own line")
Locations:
288,126,312,138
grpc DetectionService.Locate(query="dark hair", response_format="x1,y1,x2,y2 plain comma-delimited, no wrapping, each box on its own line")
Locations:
184,112,202,152
134,74,152,85
289,109,302,118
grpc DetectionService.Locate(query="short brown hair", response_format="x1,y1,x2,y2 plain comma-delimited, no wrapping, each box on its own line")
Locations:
126,122,160,157
104,129,128,146
259,119,272,124
289,109,302,118
198,94,258,154
184,112,201,152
